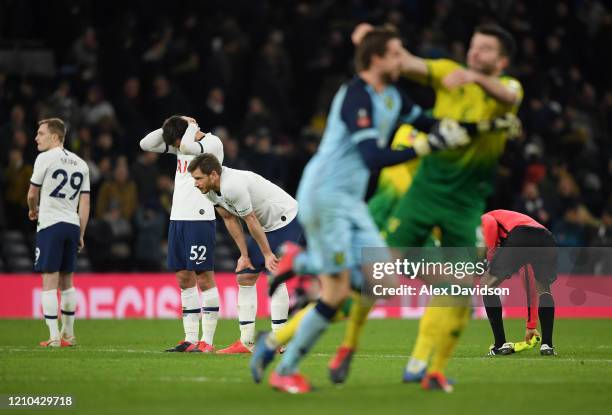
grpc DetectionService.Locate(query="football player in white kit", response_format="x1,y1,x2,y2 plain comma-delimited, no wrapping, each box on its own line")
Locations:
139,116,223,352
27,118,90,347
187,153,301,354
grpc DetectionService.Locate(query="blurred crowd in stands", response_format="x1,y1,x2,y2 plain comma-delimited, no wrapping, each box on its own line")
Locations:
1,0,611,272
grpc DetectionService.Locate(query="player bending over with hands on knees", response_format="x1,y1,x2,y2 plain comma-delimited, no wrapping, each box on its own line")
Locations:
188,153,302,353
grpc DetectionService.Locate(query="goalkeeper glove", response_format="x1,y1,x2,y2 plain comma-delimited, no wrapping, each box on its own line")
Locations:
413,118,470,156
478,113,522,139
513,334,541,353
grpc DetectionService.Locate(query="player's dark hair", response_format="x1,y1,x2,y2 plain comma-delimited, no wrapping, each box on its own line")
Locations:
161,115,188,146
38,118,66,143
474,24,516,60
354,26,400,72
188,153,222,175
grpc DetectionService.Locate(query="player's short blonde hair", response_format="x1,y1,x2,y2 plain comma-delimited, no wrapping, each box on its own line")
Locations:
38,118,66,143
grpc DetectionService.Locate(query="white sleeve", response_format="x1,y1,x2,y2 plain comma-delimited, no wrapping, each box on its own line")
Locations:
225,182,253,217
178,123,204,155
81,163,91,193
179,128,224,163
30,153,49,186
139,128,177,154
201,133,224,164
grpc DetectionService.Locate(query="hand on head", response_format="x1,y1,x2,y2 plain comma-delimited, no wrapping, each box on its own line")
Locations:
351,23,374,45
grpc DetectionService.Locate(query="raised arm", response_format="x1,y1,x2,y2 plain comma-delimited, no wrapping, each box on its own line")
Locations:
177,123,201,155
472,73,520,106
398,31,518,105
351,23,428,78
139,128,177,154
442,69,521,106
399,47,429,78
179,123,225,163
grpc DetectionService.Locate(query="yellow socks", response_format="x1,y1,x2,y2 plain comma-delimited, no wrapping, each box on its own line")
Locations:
341,293,374,349
428,301,471,374
268,293,368,349
410,296,448,362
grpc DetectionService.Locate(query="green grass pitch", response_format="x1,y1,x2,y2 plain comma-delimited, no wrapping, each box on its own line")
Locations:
1,318,611,415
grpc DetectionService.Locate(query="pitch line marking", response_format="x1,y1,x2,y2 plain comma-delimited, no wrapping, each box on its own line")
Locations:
1,347,611,364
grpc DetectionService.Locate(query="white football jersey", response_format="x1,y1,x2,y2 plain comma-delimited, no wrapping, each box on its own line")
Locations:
206,167,298,232
139,124,224,221
30,147,90,231
172,132,224,221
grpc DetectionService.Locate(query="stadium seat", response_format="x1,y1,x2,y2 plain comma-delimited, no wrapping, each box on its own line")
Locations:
215,245,233,258
76,257,93,272
215,232,229,244
2,241,30,258
6,256,33,273
218,258,235,272
214,243,241,272
3,230,25,244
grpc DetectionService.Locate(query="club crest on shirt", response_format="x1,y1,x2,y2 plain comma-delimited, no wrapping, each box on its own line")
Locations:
356,108,371,128
385,96,394,110
334,252,345,266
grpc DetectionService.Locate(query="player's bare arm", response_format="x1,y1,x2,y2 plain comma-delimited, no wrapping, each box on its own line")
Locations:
27,184,40,221
242,212,278,272
442,69,519,106
351,22,374,45
215,205,253,272
77,193,90,252
398,47,429,78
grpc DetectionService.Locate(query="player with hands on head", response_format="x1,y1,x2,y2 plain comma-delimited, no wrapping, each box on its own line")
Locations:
139,115,223,353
